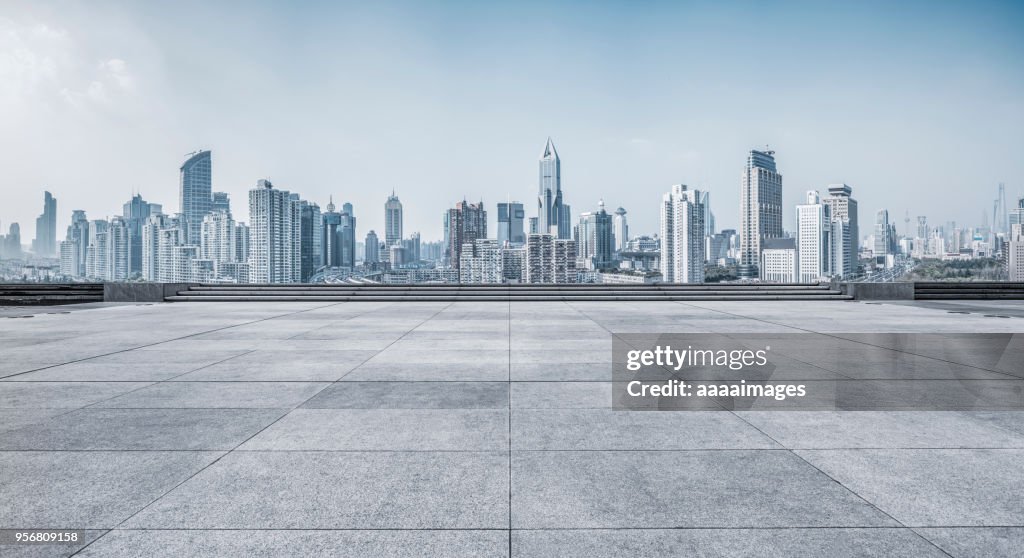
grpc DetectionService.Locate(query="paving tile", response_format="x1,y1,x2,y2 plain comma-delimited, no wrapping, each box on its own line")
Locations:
242,408,508,450
0,408,285,450
511,381,611,408
917,527,1024,558
98,382,329,408
302,382,508,408
341,361,508,381
513,409,779,450
0,409,66,432
0,382,152,408
512,528,944,557
797,449,1024,526
125,451,508,529
78,529,509,558
0,451,223,528
738,411,1024,449
0,529,106,558
512,450,897,528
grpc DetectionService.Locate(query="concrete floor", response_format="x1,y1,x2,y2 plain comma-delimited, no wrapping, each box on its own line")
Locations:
0,299,1023,557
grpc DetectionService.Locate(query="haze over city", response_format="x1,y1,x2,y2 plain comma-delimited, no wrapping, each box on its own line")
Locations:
2,0,1023,241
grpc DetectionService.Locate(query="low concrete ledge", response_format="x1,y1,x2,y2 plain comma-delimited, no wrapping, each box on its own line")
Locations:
844,282,915,300
103,282,197,302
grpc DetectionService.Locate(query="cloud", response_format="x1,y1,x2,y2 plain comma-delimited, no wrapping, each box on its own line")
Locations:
0,17,135,109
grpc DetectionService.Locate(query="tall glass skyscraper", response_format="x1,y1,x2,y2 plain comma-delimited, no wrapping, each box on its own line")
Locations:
179,150,212,245
33,191,57,257
497,201,525,245
739,149,783,278
538,138,569,239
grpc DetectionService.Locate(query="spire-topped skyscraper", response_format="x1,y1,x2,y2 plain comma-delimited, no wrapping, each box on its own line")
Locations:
538,138,570,239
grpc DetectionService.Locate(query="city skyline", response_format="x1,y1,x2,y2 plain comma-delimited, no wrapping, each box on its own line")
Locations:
2,1,1023,242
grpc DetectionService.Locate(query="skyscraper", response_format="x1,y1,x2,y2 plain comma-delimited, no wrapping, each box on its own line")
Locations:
874,209,894,267
339,203,356,267
795,190,831,282
613,207,628,253
739,149,783,278
385,191,403,247
298,199,321,282
180,150,212,245
576,200,615,270
123,194,161,276
212,191,231,217
105,216,130,281
660,184,705,283
322,198,342,267
537,138,569,238
248,179,301,283
445,200,487,269
365,230,380,264
821,184,858,278
33,191,57,257
497,201,525,245
1010,197,1024,228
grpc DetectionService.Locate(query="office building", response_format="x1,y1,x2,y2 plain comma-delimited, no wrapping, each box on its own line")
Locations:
795,191,832,282
821,184,858,278
299,199,321,281
248,179,301,283
32,191,57,257
538,138,570,238
739,149,783,277
385,191,403,247
1008,224,1024,281
761,238,798,282
576,200,615,270
212,191,231,217
497,201,526,245
123,194,161,276
179,150,212,244
660,184,705,283
365,230,380,264
105,216,130,281
613,207,628,253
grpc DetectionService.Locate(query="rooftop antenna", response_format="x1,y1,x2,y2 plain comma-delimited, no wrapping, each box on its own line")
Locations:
904,210,910,237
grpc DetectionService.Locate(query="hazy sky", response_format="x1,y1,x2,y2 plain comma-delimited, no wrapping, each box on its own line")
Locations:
2,0,1023,244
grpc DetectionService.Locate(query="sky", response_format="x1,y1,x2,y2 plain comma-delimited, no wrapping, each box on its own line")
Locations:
2,0,1023,244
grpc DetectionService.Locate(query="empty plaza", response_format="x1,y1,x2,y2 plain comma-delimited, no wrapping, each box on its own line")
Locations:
1,298,1023,557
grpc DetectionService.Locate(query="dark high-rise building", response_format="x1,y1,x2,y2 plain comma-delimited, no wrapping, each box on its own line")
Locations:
33,191,57,257
298,199,321,282
365,230,380,263
445,200,487,269
212,191,231,217
122,194,162,276
179,150,212,245
497,201,525,245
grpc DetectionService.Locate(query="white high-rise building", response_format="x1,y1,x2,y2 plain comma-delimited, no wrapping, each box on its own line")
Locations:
822,184,858,278
739,149,783,278
201,211,235,264
660,184,705,284
249,179,301,284
1008,224,1024,281
85,220,109,280
613,207,628,253
104,217,130,281
795,190,831,282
